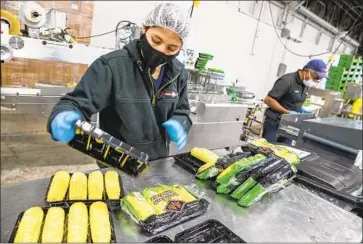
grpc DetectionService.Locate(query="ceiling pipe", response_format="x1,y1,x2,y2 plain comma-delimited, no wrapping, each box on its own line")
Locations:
296,5,360,48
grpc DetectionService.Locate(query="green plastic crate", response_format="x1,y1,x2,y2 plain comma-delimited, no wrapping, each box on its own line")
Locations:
338,55,353,68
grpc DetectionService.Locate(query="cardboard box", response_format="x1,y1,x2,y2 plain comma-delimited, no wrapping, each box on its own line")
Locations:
1,58,89,87
66,13,93,44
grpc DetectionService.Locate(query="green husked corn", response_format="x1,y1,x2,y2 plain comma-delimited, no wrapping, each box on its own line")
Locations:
231,177,258,199
122,192,157,221
238,183,266,207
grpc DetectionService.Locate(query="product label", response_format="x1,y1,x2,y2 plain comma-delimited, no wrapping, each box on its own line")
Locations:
150,190,178,205
165,200,185,212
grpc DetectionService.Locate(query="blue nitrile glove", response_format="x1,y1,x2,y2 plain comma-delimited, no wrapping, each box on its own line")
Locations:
51,111,81,143
288,111,298,114
162,119,187,151
299,108,312,114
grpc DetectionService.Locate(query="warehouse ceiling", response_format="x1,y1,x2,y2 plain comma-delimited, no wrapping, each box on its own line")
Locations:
281,0,363,54
303,0,363,43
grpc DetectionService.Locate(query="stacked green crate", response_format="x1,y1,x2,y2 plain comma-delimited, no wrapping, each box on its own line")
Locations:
325,55,362,96
194,53,214,72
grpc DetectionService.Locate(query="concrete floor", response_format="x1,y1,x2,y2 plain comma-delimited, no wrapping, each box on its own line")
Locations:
1,110,98,185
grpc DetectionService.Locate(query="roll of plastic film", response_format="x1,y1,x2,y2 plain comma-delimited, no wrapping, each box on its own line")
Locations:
1,43,14,62
0,10,21,35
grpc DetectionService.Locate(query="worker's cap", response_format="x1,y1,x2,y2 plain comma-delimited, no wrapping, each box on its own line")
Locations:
305,59,329,79
142,3,191,43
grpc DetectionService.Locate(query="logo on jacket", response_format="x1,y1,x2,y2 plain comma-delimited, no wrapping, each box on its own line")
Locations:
162,92,178,97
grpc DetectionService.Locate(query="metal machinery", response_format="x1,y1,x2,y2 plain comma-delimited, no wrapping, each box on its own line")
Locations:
1,86,98,125
306,87,346,117
169,69,258,155
115,21,141,50
295,117,362,164
277,84,362,145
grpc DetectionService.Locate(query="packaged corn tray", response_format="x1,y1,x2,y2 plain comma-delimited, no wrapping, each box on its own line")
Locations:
237,164,296,207
9,202,117,243
193,147,296,208
245,138,300,165
216,155,278,194
192,148,252,180
121,184,209,235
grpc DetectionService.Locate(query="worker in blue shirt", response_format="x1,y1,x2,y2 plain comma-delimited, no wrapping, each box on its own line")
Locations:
263,59,328,144
47,3,192,162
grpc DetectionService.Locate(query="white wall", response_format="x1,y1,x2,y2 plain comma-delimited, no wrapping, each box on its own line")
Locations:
90,1,358,99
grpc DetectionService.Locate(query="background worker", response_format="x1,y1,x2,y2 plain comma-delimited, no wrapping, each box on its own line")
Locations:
47,3,192,163
263,59,329,144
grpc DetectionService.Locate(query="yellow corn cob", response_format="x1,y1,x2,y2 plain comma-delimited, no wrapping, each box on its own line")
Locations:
191,147,220,164
41,207,65,243
47,171,70,202
67,202,88,243
14,206,44,243
105,171,121,200
90,202,111,243
88,170,104,200
69,172,87,200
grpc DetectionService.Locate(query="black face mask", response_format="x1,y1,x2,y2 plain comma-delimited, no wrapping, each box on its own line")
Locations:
139,34,180,74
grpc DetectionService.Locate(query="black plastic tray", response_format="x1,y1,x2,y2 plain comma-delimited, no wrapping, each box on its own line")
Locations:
174,152,252,175
174,153,205,174
296,155,363,206
9,205,117,243
69,120,150,176
174,219,245,243
45,169,125,209
145,235,174,243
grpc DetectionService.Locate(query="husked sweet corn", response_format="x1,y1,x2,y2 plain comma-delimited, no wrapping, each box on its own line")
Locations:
14,206,44,243
88,170,104,200
67,202,88,243
41,207,65,243
191,147,220,165
69,172,87,200
90,202,111,243
47,171,70,202
105,171,121,200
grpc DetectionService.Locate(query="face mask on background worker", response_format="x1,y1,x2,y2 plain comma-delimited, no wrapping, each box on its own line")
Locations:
302,59,329,88
303,70,319,88
139,3,191,74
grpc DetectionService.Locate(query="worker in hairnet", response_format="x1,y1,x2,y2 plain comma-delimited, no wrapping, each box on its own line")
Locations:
262,59,328,144
47,3,192,163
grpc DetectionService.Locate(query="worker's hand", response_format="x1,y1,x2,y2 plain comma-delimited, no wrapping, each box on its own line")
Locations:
51,111,81,143
288,111,298,114
162,119,187,151
299,108,312,114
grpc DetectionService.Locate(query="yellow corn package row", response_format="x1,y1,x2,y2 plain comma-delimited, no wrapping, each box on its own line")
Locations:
14,202,111,243
46,170,122,202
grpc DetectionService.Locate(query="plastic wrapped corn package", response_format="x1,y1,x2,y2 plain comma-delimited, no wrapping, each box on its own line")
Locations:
196,152,252,180
120,184,210,235
238,164,297,207
246,138,300,165
217,155,277,194
231,157,289,199
216,154,266,186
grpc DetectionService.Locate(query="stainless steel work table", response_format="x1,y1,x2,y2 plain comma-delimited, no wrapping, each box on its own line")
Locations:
1,157,362,242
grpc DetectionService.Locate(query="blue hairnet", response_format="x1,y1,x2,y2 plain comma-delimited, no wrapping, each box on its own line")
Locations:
143,3,191,43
